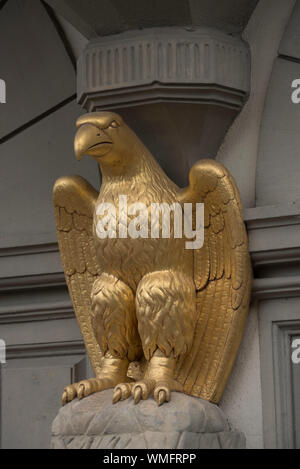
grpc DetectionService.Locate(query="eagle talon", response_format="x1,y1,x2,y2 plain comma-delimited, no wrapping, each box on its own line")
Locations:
62,383,79,406
113,383,133,404
62,391,68,406
132,379,155,404
133,386,142,405
153,382,171,406
77,384,85,400
113,388,122,404
157,390,167,406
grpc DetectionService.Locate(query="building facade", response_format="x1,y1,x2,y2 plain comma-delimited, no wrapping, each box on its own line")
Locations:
0,0,300,449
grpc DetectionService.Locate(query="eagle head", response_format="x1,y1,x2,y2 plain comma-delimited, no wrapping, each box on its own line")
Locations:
74,111,141,172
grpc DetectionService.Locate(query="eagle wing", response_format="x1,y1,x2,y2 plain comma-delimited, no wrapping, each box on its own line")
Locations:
53,176,102,377
175,160,252,403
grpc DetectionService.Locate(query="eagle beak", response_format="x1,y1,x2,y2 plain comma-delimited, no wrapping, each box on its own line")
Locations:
74,124,97,161
74,124,113,161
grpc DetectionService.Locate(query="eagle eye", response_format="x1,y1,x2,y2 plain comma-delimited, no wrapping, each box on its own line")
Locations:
109,120,119,129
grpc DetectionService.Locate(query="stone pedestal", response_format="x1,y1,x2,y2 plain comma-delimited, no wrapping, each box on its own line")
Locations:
51,390,246,449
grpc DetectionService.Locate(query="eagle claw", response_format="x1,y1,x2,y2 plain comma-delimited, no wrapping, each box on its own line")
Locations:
133,386,142,405
62,383,79,406
62,377,120,405
157,390,167,406
113,383,133,404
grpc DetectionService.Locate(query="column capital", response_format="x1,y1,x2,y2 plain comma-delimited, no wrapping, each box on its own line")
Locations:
77,26,250,112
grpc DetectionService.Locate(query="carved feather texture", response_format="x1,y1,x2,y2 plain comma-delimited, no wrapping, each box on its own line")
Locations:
175,160,252,403
53,176,103,377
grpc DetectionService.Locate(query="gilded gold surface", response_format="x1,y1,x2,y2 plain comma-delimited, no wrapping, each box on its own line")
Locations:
53,112,252,407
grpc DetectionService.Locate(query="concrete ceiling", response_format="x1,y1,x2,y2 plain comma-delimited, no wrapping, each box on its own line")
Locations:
44,0,259,39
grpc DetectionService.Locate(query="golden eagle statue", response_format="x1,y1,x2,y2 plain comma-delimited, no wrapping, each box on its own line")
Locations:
53,112,252,407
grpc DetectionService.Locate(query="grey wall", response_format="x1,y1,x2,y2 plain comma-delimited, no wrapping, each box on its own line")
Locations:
217,0,296,209
256,0,300,207
218,0,300,449
253,0,300,448
0,0,99,449
217,0,297,448
45,0,259,38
